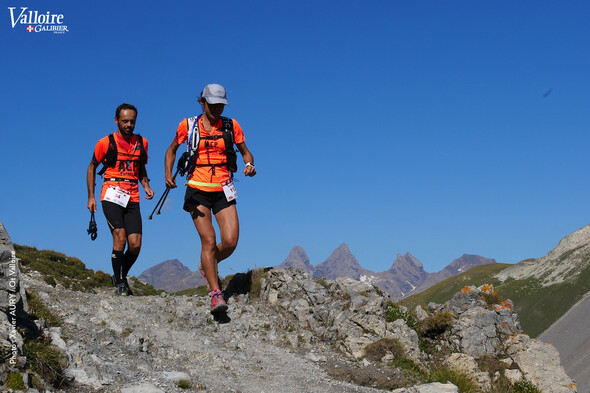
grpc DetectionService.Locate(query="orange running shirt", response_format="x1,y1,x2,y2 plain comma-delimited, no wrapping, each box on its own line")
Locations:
93,133,149,203
175,117,245,192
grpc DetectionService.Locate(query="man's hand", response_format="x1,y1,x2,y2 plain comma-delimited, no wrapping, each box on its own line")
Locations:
145,185,155,200
87,197,97,213
165,174,177,189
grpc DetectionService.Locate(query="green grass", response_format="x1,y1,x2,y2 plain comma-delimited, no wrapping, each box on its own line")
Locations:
173,286,209,296
429,367,479,393
14,244,111,292
24,336,66,388
495,258,590,336
400,263,511,311
26,289,62,327
15,244,162,296
127,277,164,296
5,372,27,391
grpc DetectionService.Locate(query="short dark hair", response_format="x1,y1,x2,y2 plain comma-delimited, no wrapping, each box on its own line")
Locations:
115,103,138,119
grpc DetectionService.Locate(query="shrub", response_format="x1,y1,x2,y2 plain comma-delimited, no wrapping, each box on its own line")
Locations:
26,290,62,327
483,291,503,308
248,268,268,298
5,372,27,391
24,336,66,388
178,379,191,389
420,311,453,338
127,277,163,296
386,302,419,332
430,367,478,393
512,380,542,393
363,338,405,362
315,277,329,289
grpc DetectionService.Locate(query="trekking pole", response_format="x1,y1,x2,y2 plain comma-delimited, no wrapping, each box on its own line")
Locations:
148,173,175,220
87,211,98,241
149,153,189,220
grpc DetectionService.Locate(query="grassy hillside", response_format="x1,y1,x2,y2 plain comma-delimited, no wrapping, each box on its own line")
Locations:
14,244,161,296
401,255,590,337
400,263,510,311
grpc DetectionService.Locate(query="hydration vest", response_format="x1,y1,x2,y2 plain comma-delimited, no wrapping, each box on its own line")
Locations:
186,115,238,178
97,133,147,176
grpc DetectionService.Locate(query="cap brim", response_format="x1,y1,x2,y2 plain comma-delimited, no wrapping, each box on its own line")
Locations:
205,97,229,105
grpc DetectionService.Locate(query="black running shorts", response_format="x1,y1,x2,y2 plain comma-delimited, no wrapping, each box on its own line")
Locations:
183,187,236,215
101,201,142,235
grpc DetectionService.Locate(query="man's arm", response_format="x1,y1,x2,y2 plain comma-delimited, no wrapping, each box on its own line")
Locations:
236,142,256,177
165,139,181,188
139,165,154,199
87,160,98,212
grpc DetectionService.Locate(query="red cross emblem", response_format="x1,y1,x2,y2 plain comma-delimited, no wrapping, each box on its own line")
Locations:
26,25,34,32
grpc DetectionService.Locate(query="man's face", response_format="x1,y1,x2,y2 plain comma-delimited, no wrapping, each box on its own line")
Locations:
115,109,137,135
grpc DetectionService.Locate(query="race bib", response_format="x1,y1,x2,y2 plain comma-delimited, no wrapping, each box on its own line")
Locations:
222,180,238,202
104,185,130,207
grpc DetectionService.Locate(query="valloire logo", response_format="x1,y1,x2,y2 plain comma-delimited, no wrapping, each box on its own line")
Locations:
8,6,69,34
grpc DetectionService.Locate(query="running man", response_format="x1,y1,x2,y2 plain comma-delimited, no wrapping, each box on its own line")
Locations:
165,84,256,313
87,103,154,296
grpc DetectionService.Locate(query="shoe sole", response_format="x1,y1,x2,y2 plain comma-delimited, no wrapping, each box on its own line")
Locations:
211,303,228,313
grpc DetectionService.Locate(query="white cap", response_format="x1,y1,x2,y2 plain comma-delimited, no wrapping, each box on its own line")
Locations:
201,84,228,105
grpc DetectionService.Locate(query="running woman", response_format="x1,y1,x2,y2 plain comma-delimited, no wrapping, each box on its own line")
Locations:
164,84,256,313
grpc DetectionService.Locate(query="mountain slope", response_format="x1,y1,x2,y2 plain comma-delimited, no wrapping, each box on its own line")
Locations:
412,254,497,294
138,259,204,292
402,224,590,338
539,290,590,393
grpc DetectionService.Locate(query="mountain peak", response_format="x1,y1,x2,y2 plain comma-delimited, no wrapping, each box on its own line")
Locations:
278,245,313,273
392,253,423,269
313,244,373,280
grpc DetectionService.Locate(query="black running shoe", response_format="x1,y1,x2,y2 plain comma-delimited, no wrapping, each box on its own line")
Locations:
115,283,131,296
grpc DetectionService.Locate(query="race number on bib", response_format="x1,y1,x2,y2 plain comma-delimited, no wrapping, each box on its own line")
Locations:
222,180,238,202
104,185,131,207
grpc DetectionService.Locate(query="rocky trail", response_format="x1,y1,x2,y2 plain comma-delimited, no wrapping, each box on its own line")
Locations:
21,270,399,393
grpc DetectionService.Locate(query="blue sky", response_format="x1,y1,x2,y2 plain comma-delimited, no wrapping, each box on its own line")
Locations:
2,1,589,278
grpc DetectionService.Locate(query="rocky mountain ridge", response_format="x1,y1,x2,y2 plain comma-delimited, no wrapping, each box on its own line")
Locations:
278,243,496,300
494,224,590,286
140,244,495,299
0,222,577,393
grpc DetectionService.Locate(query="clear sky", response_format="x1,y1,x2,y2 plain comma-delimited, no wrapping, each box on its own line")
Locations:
2,1,589,279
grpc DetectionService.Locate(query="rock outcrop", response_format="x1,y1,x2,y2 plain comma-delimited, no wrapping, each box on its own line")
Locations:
0,222,32,371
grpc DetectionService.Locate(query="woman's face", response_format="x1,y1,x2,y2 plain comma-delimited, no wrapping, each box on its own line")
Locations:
201,99,225,121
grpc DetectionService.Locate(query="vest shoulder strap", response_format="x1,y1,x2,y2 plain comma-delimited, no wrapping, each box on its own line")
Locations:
97,133,118,176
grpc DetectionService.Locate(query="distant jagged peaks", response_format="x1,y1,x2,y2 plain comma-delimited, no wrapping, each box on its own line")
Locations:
275,245,496,301
279,245,313,273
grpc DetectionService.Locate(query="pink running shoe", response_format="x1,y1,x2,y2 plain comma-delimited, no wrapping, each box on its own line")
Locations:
198,262,223,291
210,289,228,313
